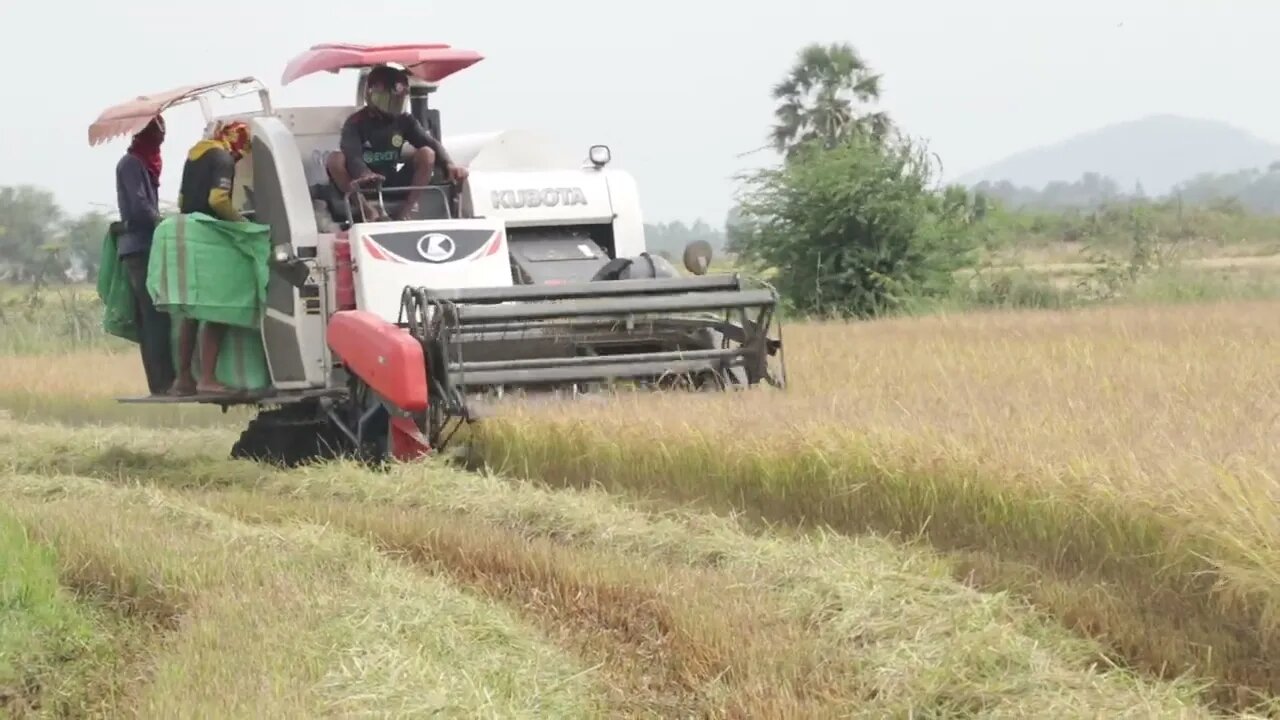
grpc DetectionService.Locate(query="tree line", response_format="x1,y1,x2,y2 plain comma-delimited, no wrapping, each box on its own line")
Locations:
644,220,728,258
723,41,1280,318
0,181,727,285
0,185,112,285
974,165,1280,215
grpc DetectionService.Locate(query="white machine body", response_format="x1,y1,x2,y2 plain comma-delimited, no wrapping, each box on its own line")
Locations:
208,103,650,390
348,217,510,320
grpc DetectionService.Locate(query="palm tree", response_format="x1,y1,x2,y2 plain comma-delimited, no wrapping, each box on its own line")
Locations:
769,42,892,158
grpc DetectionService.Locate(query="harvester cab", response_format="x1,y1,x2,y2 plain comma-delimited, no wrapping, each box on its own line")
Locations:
89,42,786,465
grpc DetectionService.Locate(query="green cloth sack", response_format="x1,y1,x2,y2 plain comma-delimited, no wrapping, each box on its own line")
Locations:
96,228,140,343
146,213,274,392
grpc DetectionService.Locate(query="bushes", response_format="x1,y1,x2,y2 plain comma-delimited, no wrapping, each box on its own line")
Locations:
729,136,980,318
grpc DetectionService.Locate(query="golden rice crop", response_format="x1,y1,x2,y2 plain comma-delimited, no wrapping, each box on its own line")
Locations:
466,299,1280,710
1,298,1277,713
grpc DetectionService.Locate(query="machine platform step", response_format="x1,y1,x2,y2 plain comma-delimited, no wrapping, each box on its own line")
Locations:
116,388,344,406
117,391,271,406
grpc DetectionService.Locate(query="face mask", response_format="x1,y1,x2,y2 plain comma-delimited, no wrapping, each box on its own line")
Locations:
369,88,406,115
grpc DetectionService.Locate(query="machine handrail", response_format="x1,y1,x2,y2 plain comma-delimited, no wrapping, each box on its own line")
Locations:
450,288,779,324
341,181,458,224
419,275,746,304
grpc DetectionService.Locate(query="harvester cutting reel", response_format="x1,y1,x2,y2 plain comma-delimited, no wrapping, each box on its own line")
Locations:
388,273,788,455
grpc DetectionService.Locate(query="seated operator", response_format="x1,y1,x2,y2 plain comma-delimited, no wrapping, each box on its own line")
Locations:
325,64,468,222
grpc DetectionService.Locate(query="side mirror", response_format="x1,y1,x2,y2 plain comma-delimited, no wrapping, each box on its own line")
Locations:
588,144,611,169
682,240,713,276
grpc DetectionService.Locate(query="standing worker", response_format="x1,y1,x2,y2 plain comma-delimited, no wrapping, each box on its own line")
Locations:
114,116,175,396
167,120,251,396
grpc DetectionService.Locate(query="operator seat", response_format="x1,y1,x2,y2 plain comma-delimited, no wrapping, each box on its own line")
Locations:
308,145,458,225
309,179,455,225
292,115,458,227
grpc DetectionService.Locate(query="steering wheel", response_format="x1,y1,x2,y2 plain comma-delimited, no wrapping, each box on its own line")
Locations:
346,174,388,221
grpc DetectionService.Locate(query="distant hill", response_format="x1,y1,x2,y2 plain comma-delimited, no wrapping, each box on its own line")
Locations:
958,114,1280,195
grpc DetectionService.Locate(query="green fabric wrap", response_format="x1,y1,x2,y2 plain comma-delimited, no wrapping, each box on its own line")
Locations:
96,229,139,343
146,213,273,392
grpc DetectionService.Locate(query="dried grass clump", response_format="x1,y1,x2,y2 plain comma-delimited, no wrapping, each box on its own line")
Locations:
0,421,1223,718
0,472,604,718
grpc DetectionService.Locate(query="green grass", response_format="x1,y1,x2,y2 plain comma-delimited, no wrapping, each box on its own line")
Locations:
0,510,138,718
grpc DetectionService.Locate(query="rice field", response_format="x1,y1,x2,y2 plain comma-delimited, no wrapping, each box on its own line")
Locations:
468,301,1280,709
0,294,1277,717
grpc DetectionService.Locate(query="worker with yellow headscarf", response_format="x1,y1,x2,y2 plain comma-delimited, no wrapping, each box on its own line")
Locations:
167,120,252,396
177,120,251,221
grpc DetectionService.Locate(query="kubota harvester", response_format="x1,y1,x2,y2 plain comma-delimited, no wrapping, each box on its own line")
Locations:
89,42,786,465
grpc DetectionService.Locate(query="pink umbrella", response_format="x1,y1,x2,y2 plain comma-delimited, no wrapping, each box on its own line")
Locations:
281,43,484,86
88,77,260,146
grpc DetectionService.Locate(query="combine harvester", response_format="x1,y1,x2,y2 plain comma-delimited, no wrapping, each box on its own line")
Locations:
88,42,786,465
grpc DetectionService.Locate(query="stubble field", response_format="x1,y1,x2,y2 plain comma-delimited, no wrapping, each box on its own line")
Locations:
0,296,1277,718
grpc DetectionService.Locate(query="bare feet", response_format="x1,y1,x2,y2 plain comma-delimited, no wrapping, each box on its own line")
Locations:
196,380,232,395
167,379,196,397
393,202,418,222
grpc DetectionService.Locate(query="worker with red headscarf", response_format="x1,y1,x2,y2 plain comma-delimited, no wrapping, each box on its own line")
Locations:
115,116,175,396
168,120,252,396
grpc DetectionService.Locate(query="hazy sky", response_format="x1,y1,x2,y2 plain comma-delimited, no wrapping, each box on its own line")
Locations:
3,0,1278,224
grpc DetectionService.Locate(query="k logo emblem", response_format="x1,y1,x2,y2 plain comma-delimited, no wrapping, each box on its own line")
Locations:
416,233,456,262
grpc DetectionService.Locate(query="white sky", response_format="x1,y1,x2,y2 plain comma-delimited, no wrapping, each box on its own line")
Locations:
2,0,1277,224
